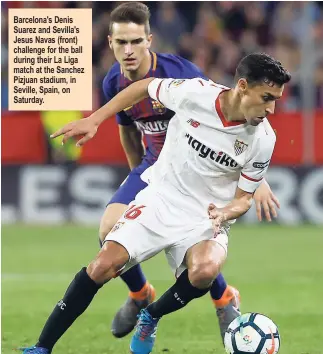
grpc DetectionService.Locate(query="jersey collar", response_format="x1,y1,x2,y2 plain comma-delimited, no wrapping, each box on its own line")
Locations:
215,89,246,127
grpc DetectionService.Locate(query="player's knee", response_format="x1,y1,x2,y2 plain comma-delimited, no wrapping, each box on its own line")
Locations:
87,258,115,284
87,244,129,284
189,262,220,289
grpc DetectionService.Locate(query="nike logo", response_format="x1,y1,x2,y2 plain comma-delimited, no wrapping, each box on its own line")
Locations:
266,328,275,354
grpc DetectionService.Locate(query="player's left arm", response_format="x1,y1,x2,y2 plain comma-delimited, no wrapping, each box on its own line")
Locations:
209,133,276,232
208,188,253,233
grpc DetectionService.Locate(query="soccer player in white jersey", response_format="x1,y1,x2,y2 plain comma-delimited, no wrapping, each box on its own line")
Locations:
20,53,290,354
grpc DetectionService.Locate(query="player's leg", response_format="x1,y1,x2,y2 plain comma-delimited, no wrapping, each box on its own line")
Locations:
20,241,130,354
187,237,241,342
210,277,241,342
100,203,150,295
130,237,227,354
20,200,167,354
149,238,227,316
100,166,156,337
99,203,150,297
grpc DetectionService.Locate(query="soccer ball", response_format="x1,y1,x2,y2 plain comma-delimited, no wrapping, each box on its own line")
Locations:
224,313,280,354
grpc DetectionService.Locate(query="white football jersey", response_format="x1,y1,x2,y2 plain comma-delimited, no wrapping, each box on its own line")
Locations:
137,78,276,228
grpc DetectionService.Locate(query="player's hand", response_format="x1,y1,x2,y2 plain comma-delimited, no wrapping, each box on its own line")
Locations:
50,118,99,146
253,180,280,222
208,203,226,234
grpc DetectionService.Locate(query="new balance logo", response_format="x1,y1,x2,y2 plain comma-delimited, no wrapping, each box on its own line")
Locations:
57,300,66,311
185,134,238,168
187,119,200,128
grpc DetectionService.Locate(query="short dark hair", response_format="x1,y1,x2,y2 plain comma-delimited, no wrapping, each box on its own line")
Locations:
234,53,291,87
109,2,151,35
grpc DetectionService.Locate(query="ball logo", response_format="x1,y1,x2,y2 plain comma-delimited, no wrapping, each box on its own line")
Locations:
266,328,275,354
242,334,252,344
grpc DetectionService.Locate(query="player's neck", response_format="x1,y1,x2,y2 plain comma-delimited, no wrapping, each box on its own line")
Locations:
220,89,246,122
123,51,152,81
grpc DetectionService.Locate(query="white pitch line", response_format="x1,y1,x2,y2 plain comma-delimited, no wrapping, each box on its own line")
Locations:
1,273,74,281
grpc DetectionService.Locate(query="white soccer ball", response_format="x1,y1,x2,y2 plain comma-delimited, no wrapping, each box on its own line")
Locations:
224,313,280,354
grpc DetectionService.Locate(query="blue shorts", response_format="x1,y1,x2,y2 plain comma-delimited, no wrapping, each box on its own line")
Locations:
107,161,150,206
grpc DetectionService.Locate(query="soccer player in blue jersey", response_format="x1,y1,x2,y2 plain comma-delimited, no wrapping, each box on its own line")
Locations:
19,3,280,354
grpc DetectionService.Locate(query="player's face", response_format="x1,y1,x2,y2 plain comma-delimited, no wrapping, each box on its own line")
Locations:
238,79,284,126
109,22,152,72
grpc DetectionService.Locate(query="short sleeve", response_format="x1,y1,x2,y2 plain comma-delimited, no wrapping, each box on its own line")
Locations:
115,111,133,126
148,78,202,112
238,137,275,193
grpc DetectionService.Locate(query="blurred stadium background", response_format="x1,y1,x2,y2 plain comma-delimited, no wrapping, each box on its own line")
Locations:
1,2,323,354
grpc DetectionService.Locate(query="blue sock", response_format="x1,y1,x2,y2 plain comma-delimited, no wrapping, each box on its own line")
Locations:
120,265,147,293
209,273,227,300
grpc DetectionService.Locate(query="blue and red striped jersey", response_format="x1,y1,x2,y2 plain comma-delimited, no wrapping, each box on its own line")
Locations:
102,52,206,164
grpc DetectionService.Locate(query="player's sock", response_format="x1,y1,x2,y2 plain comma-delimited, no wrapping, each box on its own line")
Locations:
209,272,227,301
36,267,102,351
120,264,147,293
212,285,240,308
129,281,154,300
147,269,209,318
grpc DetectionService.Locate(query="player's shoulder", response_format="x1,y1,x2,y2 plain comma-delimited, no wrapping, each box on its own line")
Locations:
257,118,276,141
168,78,225,91
102,61,121,94
254,118,276,150
183,79,229,101
156,52,206,79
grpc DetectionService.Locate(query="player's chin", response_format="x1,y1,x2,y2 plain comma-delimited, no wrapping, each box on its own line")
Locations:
250,118,263,126
124,61,139,71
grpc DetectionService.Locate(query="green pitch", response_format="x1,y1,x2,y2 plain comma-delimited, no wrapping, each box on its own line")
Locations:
2,224,323,354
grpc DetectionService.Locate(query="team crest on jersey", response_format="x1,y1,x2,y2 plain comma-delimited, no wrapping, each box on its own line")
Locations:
170,79,185,87
234,139,248,155
152,99,166,114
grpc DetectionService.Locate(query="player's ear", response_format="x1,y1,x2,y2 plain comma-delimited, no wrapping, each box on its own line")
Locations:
146,34,153,49
237,78,248,95
108,35,113,50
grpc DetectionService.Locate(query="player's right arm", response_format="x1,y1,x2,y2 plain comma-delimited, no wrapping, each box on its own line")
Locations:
50,78,155,146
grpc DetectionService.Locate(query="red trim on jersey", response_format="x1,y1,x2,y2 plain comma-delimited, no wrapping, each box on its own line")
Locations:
156,80,164,103
215,90,246,127
241,173,263,182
